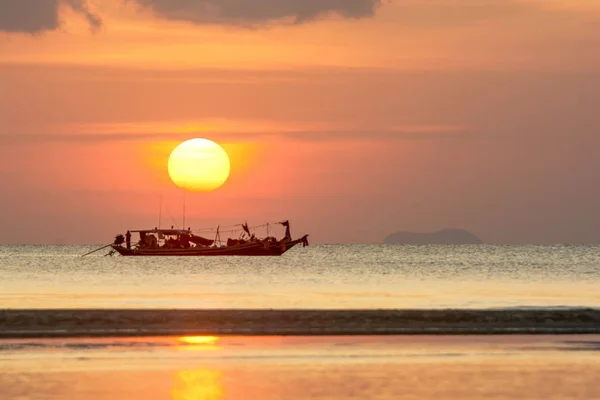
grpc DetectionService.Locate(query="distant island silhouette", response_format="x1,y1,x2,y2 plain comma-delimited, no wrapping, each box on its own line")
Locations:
384,229,483,245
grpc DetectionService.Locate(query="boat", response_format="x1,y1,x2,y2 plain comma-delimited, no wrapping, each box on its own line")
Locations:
109,221,309,256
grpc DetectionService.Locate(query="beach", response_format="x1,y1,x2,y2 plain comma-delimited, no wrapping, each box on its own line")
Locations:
2,334,600,400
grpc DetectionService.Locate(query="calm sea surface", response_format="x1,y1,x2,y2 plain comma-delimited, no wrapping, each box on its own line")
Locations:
2,245,600,400
1,244,599,309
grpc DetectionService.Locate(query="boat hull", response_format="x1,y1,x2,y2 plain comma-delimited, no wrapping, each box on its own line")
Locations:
111,235,308,257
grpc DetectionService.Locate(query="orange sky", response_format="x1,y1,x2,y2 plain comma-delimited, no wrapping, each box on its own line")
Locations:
1,0,600,244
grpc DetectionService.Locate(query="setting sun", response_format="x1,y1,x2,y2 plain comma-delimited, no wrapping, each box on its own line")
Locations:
168,139,231,192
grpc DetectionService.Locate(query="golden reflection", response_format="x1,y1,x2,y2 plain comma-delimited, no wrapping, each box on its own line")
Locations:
175,336,222,353
171,369,223,400
179,336,220,345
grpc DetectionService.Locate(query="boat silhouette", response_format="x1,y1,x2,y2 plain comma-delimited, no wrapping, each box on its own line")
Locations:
109,220,309,256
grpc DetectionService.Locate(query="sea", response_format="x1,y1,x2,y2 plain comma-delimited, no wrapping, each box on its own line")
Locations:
1,244,600,399
1,244,599,309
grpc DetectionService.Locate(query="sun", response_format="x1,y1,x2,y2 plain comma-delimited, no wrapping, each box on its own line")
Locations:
168,139,231,192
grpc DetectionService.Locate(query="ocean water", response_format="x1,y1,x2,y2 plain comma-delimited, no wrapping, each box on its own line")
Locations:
1,244,599,310
2,245,600,400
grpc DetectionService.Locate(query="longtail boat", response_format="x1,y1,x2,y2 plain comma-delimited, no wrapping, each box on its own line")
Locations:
109,221,309,256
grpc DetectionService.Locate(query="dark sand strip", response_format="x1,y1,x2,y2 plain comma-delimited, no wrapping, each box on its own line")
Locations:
1,309,599,338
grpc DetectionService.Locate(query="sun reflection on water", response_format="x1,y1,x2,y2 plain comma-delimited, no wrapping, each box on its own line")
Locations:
171,369,223,400
175,336,222,353
179,336,220,345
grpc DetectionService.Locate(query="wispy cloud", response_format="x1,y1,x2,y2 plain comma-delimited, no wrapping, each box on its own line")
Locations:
0,122,470,145
64,0,102,30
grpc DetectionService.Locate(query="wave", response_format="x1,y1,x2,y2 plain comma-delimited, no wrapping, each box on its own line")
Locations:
1,308,600,338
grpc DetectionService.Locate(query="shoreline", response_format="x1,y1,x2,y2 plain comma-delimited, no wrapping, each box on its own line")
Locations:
2,308,600,338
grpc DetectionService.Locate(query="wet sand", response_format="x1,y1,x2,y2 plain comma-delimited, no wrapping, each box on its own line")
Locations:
2,308,599,338
2,335,600,400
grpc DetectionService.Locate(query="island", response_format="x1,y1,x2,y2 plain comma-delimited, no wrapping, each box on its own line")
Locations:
383,229,483,245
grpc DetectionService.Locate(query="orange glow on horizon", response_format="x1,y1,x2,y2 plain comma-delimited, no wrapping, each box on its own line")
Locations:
140,138,264,191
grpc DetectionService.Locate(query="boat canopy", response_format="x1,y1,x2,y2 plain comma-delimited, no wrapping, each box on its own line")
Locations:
129,229,215,246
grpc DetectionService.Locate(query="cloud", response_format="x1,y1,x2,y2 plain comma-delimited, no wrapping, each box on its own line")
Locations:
64,0,102,30
0,125,470,146
131,0,382,26
0,0,101,33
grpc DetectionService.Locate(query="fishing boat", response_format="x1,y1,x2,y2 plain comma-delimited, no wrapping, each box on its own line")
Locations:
107,221,309,257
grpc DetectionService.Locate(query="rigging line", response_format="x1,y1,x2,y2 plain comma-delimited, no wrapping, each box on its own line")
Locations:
191,221,282,233
167,209,180,229
198,222,272,230
194,229,259,235
193,223,274,233
214,229,243,234
195,227,242,232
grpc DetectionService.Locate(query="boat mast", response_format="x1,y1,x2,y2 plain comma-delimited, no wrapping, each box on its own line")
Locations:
182,192,186,230
158,194,163,229
214,225,221,246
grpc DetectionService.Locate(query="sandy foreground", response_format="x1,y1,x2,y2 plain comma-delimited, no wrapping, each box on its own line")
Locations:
2,334,600,400
1,308,600,338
